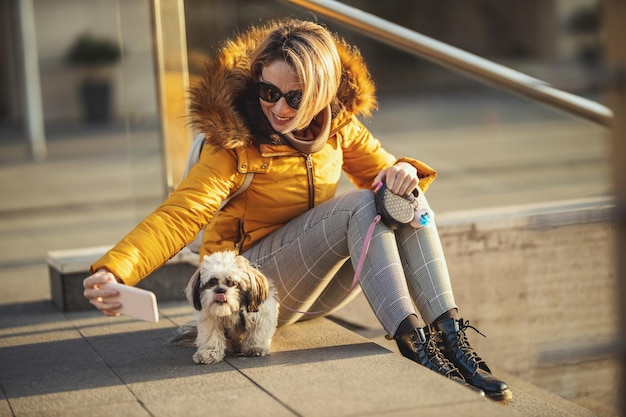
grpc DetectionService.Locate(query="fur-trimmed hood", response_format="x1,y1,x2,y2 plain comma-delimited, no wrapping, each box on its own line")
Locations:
189,19,378,151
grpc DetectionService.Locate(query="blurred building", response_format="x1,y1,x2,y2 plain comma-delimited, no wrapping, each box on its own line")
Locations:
0,0,602,131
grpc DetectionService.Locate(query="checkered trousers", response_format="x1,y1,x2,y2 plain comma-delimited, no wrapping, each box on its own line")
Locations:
242,189,457,337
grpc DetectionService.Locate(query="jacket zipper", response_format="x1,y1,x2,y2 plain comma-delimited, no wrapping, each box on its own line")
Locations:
305,154,314,209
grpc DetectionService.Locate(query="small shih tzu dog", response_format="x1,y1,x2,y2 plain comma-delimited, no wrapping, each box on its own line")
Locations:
171,251,278,364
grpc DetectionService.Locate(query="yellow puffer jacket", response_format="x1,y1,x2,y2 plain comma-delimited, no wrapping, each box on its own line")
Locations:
91,20,437,286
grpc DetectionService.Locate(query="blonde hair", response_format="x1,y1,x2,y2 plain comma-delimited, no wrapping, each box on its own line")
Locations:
250,19,342,131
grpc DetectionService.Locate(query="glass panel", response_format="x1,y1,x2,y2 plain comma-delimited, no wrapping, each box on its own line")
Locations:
0,0,165,304
116,0,166,221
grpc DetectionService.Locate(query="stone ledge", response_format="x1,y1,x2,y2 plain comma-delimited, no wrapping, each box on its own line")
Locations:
48,198,614,313
437,196,613,230
47,246,199,311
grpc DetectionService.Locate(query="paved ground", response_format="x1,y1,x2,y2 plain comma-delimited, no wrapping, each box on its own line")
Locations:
0,91,612,416
0,299,603,417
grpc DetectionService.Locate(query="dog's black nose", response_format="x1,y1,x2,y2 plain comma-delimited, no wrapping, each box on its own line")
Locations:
215,287,226,294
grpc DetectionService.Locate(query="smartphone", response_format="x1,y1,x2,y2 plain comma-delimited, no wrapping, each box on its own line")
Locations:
103,282,159,323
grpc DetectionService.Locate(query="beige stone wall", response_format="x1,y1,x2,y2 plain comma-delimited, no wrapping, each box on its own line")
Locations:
441,213,618,412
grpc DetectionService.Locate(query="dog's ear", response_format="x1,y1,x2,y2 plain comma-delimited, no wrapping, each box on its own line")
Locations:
234,255,270,313
245,265,270,313
185,268,203,311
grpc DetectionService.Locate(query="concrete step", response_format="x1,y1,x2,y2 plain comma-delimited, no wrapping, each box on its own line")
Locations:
46,246,197,311
45,244,608,416
2,300,599,417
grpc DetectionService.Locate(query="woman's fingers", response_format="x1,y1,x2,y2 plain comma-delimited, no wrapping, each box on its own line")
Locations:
83,269,115,287
380,163,419,196
88,296,122,315
83,270,122,315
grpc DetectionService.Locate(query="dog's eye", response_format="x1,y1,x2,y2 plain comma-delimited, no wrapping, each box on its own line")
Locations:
225,278,236,288
207,278,219,287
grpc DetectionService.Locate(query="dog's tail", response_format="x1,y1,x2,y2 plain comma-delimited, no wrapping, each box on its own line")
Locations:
168,320,198,347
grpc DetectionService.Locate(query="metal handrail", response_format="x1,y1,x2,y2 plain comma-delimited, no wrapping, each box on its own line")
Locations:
284,0,613,128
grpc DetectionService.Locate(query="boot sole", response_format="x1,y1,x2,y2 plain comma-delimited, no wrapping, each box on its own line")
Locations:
464,384,486,397
485,388,513,402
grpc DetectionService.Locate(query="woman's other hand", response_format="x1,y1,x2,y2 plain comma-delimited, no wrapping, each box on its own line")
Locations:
83,270,122,316
372,162,419,196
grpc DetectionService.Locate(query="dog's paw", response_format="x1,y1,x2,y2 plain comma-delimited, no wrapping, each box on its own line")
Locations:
193,348,224,364
242,346,270,357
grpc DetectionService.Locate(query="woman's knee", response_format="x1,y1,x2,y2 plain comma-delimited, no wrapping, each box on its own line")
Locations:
340,189,376,213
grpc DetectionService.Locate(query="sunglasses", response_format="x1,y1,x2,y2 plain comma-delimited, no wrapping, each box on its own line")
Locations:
256,81,303,110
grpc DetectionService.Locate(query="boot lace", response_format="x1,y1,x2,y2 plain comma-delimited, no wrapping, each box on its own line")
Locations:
421,334,462,379
454,319,487,375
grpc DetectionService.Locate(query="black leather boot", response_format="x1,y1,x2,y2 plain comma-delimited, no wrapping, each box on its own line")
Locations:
432,318,512,401
395,327,485,397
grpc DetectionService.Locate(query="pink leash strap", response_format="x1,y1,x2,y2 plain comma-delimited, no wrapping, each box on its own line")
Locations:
277,214,381,315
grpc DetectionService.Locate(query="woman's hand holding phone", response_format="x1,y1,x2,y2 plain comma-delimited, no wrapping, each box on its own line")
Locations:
83,270,159,322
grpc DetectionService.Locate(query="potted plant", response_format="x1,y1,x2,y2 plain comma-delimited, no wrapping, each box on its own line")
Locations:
567,6,603,65
65,33,121,123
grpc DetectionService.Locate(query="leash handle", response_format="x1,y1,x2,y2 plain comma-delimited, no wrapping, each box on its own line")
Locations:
277,214,382,315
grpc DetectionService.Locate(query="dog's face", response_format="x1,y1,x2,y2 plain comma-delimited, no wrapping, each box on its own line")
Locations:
186,251,270,317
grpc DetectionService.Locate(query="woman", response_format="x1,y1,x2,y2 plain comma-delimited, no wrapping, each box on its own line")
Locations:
83,18,510,401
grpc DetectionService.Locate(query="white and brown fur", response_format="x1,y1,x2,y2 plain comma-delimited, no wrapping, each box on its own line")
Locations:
172,251,278,364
